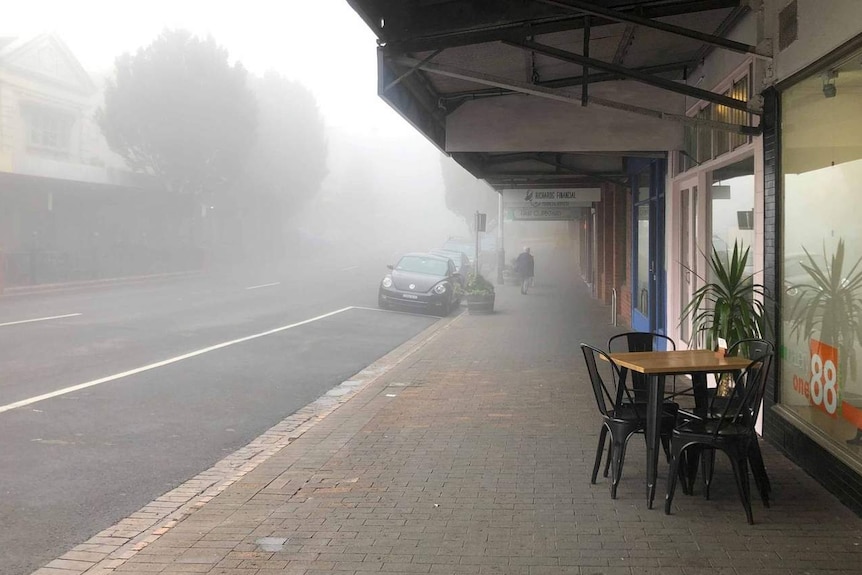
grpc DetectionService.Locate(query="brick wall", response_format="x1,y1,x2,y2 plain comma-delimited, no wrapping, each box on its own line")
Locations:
620,186,633,328
595,183,633,319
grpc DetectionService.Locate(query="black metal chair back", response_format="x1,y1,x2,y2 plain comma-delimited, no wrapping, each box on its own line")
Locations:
608,331,677,401
711,352,774,437
608,331,676,354
708,338,774,414
581,343,638,420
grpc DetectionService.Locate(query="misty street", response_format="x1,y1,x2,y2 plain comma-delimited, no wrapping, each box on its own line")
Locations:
0,258,443,574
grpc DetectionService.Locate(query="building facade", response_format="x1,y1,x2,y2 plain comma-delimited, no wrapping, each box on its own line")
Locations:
0,34,198,287
664,0,862,513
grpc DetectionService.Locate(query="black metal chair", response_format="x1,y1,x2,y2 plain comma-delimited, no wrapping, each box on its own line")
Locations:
582,343,678,499
682,338,775,503
664,349,774,524
608,332,690,402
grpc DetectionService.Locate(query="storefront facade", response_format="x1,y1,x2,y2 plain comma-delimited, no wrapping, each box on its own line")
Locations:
765,12,862,512
662,1,862,513
665,14,765,353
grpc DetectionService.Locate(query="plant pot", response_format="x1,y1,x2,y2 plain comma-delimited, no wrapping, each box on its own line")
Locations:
466,292,495,314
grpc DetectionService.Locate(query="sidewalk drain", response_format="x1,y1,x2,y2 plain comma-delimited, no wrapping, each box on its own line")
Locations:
255,537,287,552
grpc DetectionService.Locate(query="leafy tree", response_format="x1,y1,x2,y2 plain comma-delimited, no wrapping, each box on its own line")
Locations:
241,71,327,209
98,29,257,196
440,156,499,231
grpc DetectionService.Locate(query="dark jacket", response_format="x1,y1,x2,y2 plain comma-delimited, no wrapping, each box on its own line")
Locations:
515,252,534,277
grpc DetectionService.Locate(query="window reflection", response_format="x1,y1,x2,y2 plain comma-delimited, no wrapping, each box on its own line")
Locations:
780,50,862,456
711,157,754,271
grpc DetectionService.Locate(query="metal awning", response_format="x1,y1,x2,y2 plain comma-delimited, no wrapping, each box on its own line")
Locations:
347,0,766,189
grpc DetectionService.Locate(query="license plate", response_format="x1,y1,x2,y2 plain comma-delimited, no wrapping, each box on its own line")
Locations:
402,294,419,300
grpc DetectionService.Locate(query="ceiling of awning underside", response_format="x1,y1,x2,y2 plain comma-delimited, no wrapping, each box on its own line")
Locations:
347,0,757,191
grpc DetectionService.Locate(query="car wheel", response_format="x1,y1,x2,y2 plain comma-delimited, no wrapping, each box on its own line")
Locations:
439,299,450,317
378,294,389,310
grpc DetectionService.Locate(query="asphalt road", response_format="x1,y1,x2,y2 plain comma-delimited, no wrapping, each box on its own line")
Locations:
0,258,443,574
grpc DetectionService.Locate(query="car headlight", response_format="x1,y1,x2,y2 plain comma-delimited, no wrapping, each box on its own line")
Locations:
434,283,447,294
382,276,393,288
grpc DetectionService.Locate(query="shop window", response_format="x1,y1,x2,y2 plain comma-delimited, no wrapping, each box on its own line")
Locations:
729,76,750,150
710,157,754,262
780,47,862,462
679,124,697,173
696,105,713,164
678,72,750,174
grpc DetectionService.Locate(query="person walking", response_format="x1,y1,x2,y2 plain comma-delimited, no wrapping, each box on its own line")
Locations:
514,246,534,294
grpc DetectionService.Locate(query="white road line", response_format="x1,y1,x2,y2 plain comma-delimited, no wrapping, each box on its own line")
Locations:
0,306,355,415
245,282,281,290
0,313,82,328
341,265,359,271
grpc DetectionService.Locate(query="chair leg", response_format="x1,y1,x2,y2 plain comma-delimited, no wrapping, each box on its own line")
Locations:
660,435,672,463
610,436,629,500
747,440,771,507
592,426,608,484
682,446,701,495
677,449,693,496
702,447,716,500
665,442,684,515
603,439,612,478
728,449,754,525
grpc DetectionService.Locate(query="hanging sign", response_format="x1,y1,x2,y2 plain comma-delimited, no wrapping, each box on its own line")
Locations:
503,188,601,210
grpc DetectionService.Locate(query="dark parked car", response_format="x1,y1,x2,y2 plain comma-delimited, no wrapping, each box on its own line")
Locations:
442,236,497,274
429,248,472,287
378,253,462,316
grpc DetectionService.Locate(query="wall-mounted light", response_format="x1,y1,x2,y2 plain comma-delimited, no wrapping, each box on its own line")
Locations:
822,70,838,98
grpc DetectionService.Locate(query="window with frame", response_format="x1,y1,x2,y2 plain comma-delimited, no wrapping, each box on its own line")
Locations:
678,71,752,174
779,49,862,462
23,104,72,156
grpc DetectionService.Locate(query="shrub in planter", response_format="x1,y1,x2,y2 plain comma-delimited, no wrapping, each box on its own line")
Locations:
465,272,495,314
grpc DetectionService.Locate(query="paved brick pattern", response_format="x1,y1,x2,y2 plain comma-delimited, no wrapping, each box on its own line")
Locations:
33,276,862,574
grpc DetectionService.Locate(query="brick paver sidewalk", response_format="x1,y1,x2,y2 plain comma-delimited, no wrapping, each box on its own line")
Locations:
35,273,862,575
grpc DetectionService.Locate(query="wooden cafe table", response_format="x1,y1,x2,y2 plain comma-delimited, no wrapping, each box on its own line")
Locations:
608,349,751,508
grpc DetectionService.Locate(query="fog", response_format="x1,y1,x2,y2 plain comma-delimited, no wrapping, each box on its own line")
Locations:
0,1,496,287
297,124,469,265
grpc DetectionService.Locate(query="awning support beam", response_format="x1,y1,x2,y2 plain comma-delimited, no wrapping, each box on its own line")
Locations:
383,49,443,93
439,61,691,105
534,0,771,58
390,55,761,135
506,39,761,114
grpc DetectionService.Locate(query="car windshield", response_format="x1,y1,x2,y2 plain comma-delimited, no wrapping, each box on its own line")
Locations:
396,256,449,276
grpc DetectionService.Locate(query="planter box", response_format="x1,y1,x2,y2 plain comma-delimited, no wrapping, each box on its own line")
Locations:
466,293,495,314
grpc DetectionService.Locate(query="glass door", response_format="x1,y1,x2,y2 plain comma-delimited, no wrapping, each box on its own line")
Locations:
631,160,667,337
634,200,651,328
678,179,698,346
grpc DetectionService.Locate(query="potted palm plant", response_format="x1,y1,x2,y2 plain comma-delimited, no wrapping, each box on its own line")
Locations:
788,239,862,360
464,272,496,314
787,239,862,443
681,240,768,351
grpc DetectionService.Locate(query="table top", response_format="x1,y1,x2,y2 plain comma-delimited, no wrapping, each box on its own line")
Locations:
609,349,752,375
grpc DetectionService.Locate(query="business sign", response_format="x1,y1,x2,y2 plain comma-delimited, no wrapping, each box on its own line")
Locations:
507,207,585,221
503,188,601,210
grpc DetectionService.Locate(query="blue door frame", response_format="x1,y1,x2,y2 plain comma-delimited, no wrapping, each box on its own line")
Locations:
629,158,667,339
